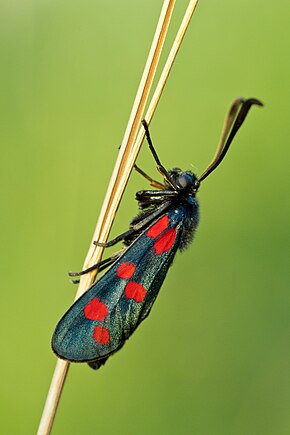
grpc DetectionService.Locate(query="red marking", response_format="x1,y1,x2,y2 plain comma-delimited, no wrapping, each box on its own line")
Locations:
83,298,108,321
94,325,110,345
154,228,177,254
147,215,169,239
116,262,136,279
124,282,146,303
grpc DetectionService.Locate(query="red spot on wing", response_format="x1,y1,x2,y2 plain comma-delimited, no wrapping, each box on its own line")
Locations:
84,298,108,321
116,262,136,279
94,325,110,345
124,282,146,303
154,228,177,254
147,215,169,239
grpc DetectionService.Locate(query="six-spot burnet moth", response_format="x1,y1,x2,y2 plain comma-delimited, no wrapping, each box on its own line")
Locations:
52,97,263,369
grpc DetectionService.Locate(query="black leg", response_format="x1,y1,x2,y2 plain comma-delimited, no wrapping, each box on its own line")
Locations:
94,229,135,247
95,200,172,248
93,201,172,246
130,201,172,231
136,189,178,198
68,249,125,277
141,120,179,191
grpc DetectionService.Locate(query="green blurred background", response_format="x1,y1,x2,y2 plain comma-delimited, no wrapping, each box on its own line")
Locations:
1,1,289,434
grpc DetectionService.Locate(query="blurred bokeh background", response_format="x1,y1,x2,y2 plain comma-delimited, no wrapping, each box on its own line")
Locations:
1,1,289,434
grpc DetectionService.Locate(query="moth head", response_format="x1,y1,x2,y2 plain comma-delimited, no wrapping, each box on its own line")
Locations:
168,168,199,193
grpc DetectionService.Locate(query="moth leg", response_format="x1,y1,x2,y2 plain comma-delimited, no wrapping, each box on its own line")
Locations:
136,189,178,199
134,164,165,189
70,201,172,282
141,120,179,191
94,228,135,247
68,256,115,277
68,248,126,277
130,201,172,231
95,199,172,248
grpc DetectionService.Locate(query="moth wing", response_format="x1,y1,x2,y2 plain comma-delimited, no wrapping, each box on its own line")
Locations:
52,213,183,363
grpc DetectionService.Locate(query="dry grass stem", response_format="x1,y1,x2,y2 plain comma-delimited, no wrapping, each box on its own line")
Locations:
38,1,175,434
37,1,199,434
76,0,176,297
131,0,199,161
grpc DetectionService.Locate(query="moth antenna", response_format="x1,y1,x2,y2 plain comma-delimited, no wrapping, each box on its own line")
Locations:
198,98,263,182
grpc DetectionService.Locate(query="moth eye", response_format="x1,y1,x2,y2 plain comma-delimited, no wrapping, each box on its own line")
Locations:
177,174,192,188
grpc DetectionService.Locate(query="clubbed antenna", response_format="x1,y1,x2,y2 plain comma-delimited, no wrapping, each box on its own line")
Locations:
198,98,263,182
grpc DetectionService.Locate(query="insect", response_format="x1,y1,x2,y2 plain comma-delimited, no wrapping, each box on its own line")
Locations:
52,97,262,369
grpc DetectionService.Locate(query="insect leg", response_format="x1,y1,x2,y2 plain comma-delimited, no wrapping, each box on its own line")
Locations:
95,201,172,248
134,164,165,189
70,203,170,280
93,201,171,246
141,120,179,191
93,212,162,246
68,248,126,278
130,201,172,230
94,228,135,247
136,189,178,199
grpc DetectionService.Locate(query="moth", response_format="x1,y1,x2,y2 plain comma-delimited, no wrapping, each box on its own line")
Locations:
52,97,262,369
